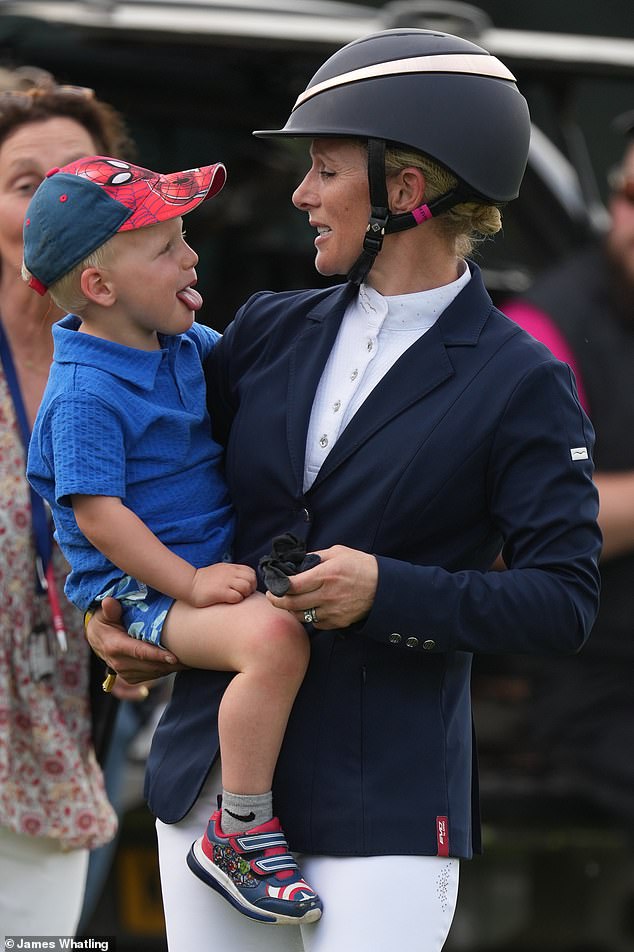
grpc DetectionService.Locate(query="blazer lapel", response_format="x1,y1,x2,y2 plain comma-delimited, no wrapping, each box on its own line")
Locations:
311,321,454,488
310,265,493,488
285,283,357,492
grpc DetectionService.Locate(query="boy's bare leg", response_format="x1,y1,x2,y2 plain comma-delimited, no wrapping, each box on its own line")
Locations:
161,591,309,795
162,593,322,925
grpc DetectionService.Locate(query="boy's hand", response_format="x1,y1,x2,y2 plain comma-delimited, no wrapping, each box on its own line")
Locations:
190,562,257,608
86,596,182,683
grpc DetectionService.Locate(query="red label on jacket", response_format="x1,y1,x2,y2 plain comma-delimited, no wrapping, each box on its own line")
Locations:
436,816,449,856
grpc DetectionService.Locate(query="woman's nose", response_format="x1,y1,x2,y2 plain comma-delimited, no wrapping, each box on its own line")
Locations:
292,172,316,210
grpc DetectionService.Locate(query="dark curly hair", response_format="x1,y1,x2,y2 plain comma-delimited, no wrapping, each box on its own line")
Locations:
0,68,136,160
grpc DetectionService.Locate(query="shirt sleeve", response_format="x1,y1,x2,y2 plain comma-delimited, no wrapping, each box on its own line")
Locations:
44,393,127,506
187,322,221,361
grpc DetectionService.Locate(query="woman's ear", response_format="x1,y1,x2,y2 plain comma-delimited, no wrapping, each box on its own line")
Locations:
388,167,426,214
80,267,115,307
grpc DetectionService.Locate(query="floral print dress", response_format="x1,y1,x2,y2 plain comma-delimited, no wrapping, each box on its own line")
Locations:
0,360,116,849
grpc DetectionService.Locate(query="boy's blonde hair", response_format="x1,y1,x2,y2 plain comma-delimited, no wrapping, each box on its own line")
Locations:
22,233,118,314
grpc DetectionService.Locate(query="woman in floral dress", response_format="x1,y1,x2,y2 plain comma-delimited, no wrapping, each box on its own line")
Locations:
0,71,136,934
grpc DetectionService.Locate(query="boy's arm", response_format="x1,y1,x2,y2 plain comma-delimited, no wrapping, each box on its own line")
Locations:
72,495,255,607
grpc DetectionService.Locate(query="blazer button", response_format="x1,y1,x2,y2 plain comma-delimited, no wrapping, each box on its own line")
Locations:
389,632,402,645
406,636,419,648
423,639,436,651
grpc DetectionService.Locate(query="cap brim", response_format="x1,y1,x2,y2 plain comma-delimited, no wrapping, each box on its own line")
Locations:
205,162,227,198
119,162,227,231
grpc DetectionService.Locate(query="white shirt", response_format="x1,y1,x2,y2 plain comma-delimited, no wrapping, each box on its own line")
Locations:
303,264,471,491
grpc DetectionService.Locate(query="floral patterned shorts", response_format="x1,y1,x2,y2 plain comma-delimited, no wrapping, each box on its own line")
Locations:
96,575,174,646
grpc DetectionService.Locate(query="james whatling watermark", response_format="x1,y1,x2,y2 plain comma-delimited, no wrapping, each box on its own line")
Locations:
4,940,116,951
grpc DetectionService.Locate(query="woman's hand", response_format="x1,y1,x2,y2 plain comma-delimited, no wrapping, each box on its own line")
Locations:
265,545,378,629
111,677,153,701
86,596,184,684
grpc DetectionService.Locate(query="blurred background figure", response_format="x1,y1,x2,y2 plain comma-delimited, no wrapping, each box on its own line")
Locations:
0,67,140,935
503,111,634,827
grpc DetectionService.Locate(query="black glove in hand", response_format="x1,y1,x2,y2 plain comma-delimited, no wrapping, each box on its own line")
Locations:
258,532,321,596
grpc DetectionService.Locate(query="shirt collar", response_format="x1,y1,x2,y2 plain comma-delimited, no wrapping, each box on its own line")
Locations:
358,260,471,333
52,314,182,391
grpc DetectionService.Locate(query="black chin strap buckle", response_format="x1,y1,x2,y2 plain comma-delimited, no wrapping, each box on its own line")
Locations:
363,206,389,255
347,138,389,285
347,206,389,286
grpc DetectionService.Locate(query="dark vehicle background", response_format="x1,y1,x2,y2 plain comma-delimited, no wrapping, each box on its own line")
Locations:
2,0,633,323
1,3,633,950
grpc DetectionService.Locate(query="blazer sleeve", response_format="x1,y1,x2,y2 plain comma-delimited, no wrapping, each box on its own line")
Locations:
361,357,601,657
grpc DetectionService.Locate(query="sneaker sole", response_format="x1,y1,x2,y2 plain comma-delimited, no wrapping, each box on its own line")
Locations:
187,837,322,926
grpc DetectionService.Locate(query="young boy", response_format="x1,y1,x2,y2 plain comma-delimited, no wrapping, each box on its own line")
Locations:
23,156,322,926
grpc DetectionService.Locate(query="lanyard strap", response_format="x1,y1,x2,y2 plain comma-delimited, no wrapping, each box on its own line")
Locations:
0,320,53,586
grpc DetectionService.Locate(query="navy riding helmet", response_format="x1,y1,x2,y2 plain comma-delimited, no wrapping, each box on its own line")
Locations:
254,28,531,282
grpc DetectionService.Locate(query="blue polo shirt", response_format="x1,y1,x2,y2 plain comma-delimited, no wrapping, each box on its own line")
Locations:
27,315,235,612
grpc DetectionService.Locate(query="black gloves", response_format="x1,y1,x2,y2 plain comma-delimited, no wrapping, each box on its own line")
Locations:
258,533,321,596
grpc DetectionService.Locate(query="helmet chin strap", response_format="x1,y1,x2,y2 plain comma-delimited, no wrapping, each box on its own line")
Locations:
346,138,472,286
347,138,390,286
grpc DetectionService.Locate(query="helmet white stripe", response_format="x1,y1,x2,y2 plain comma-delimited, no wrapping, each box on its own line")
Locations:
293,53,516,110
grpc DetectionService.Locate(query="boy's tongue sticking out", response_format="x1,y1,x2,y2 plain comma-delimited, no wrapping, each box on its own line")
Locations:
177,286,202,311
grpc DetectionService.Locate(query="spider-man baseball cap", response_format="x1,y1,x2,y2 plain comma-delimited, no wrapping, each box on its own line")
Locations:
23,155,226,295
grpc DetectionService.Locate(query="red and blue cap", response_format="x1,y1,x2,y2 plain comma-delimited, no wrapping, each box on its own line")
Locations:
23,155,226,295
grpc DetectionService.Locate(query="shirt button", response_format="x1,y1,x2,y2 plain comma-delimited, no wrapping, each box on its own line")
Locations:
367,339,374,352
389,632,402,645
333,400,341,412
406,637,419,648
319,434,329,448
423,639,436,651
351,369,359,381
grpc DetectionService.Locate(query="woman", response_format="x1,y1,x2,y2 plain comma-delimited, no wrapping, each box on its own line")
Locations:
87,28,601,952
0,72,138,934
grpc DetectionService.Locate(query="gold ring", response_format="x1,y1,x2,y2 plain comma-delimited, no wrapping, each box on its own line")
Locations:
102,668,117,693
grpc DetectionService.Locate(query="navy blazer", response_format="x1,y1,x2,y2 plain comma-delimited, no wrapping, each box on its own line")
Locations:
145,263,601,859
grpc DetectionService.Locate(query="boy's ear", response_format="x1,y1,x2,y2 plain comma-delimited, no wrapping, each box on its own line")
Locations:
80,267,116,306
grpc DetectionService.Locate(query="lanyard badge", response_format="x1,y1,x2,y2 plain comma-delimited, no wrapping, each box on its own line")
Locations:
1,322,67,655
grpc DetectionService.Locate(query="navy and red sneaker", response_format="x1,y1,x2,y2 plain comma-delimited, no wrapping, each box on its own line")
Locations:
187,809,323,925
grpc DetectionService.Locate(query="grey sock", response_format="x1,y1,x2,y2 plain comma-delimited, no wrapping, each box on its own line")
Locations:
221,789,273,834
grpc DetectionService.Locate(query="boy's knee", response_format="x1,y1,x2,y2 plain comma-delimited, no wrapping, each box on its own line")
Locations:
258,613,310,677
